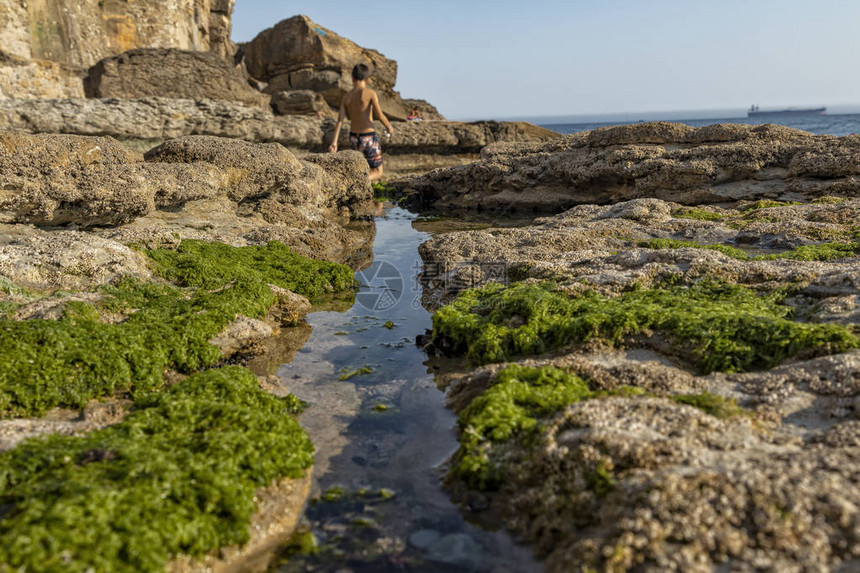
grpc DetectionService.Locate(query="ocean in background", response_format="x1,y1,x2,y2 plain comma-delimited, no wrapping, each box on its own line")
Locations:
540,113,860,137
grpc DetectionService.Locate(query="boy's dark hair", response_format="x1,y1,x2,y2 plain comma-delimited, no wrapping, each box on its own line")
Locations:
352,63,372,81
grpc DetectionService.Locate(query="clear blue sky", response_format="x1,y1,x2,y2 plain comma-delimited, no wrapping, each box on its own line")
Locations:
232,0,860,121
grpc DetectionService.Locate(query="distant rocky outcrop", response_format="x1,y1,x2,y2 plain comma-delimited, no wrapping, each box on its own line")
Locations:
402,121,860,211
84,48,267,107
242,15,414,121
0,0,235,99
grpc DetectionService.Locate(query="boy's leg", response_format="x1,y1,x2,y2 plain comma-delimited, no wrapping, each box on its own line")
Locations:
369,165,384,182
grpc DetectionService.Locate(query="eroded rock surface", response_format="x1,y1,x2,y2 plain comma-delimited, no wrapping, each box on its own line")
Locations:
419,197,860,301
0,133,374,266
0,99,560,161
243,15,407,120
424,157,860,571
84,48,267,107
403,121,860,211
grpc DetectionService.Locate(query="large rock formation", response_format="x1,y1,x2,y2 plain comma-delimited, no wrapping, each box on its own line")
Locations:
0,133,375,278
84,48,266,107
0,98,560,161
403,121,860,211
242,15,409,120
0,0,235,99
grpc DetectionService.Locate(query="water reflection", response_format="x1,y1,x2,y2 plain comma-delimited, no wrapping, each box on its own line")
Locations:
269,206,540,572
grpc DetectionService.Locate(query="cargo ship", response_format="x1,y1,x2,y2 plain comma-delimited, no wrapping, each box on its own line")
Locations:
748,104,826,118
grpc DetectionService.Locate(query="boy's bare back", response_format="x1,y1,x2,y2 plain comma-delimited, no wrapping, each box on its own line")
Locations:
342,86,383,134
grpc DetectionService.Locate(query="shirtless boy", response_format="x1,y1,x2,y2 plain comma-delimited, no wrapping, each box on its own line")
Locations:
328,63,394,182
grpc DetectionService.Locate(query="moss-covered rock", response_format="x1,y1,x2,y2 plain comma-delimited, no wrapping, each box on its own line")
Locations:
0,367,313,573
0,240,356,417
450,364,748,490
430,281,857,373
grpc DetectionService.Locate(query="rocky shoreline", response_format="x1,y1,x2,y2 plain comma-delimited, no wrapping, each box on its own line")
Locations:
3,1,859,571
0,131,374,572
414,123,860,572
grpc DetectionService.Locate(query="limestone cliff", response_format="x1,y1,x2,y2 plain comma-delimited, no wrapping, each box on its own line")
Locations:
0,0,235,98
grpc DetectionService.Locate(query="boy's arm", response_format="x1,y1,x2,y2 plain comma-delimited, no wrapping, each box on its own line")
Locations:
371,92,394,134
329,102,347,152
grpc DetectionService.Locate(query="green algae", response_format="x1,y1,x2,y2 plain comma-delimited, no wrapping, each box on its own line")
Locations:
431,282,857,373
588,460,617,498
337,365,373,380
740,200,801,212
0,241,356,417
371,181,396,200
639,238,749,260
452,364,593,489
146,239,356,300
672,390,746,419
672,207,724,221
755,242,860,261
640,238,860,262
0,366,313,573
811,196,848,205
451,364,752,491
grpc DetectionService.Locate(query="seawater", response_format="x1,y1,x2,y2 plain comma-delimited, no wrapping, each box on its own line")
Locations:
267,206,540,573
542,112,860,136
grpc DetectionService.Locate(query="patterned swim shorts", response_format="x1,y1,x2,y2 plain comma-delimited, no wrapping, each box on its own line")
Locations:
349,131,383,168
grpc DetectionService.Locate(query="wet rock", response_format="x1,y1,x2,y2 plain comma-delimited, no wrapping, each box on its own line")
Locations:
84,49,268,107
11,292,104,321
208,315,274,357
418,197,860,301
407,529,441,549
423,533,484,569
0,400,129,453
267,286,312,326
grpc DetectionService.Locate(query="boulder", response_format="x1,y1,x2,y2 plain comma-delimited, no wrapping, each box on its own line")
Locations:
243,15,408,120
84,49,267,107
271,89,333,117
402,121,860,211
0,58,84,100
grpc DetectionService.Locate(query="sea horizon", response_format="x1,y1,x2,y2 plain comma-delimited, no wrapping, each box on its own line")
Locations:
451,106,860,138
455,103,860,126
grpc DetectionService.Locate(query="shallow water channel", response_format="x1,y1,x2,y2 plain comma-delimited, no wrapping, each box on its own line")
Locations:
255,206,541,572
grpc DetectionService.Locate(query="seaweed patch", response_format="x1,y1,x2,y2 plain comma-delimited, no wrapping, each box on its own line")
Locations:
431,281,857,372
0,367,313,573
